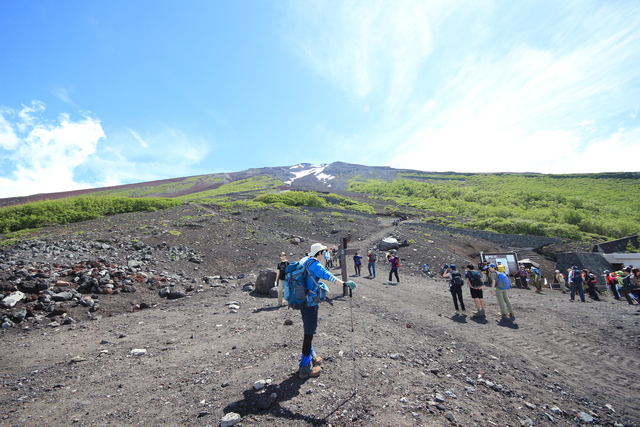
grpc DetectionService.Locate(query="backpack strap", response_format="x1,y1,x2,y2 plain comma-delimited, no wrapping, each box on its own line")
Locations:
303,258,322,290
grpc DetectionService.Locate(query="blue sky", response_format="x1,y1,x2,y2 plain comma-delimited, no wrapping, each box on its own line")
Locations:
1,0,639,198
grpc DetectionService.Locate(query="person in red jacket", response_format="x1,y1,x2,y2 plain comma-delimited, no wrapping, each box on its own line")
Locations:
604,270,621,300
583,269,600,301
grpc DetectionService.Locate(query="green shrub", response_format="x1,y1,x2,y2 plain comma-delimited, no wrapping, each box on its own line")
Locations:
348,174,640,241
255,191,328,208
0,196,182,234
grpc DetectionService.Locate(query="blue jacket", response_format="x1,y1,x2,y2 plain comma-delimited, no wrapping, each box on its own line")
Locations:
301,257,337,306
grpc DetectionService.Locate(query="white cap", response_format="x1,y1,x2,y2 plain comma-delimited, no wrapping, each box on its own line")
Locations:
310,243,328,255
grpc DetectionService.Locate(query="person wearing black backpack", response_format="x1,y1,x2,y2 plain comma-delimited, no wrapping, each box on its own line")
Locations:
443,264,466,316
466,264,485,316
583,269,600,301
568,266,586,302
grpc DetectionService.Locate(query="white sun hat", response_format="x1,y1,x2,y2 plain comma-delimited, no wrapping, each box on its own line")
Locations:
310,243,328,255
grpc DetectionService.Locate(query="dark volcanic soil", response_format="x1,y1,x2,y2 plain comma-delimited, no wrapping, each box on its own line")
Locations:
1,203,639,427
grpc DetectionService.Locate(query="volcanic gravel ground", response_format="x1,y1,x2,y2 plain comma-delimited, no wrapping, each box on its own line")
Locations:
1,204,639,426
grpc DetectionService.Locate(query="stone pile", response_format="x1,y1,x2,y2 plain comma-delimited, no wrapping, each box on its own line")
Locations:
0,237,243,330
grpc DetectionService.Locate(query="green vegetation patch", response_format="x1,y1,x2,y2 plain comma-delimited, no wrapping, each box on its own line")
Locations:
348,174,640,241
255,191,374,213
0,196,182,234
178,176,283,202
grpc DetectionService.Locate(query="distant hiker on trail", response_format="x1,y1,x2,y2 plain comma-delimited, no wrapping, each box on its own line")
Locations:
296,243,356,379
466,264,485,316
276,252,289,307
489,263,514,319
604,270,621,300
443,264,466,316
620,267,640,305
555,270,569,293
353,252,362,276
440,263,449,276
568,266,586,302
367,249,377,278
530,266,542,293
324,249,332,268
515,265,528,288
583,269,600,301
387,253,400,284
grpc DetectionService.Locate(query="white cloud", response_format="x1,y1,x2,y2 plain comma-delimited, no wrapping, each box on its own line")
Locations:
127,128,149,148
53,87,75,105
0,102,105,198
0,112,20,150
283,0,450,105
284,1,640,174
81,125,213,188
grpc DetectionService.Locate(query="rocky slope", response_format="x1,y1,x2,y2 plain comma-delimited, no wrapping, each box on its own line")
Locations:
0,203,639,427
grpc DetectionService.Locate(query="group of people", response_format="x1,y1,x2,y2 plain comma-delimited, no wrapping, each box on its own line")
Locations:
350,249,400,283
276,243,640,380
605,267,640,304
321,247,339,269
442,263,514,318
553,266,640,304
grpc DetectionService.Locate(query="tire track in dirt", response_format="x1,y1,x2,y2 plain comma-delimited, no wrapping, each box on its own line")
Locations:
341,225,640,424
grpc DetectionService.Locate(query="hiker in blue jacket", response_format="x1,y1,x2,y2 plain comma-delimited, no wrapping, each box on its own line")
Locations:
353,252,362,276
298,242,356,379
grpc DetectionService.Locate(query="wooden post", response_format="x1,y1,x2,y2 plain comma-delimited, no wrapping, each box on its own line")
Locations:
341,237,359,296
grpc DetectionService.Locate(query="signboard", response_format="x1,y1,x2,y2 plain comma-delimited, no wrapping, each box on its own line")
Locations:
480,251,520,276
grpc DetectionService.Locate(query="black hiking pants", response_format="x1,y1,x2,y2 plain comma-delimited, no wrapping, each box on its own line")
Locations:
450,286,465,311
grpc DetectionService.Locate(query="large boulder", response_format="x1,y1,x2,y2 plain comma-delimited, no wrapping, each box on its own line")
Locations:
379,237,399,251
255,269,277,295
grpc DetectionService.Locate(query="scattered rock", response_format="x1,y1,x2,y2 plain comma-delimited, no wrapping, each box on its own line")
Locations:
444,411,457,423
578,411,594,423
1,291,25,308
220,412,241,427
255,270,277,295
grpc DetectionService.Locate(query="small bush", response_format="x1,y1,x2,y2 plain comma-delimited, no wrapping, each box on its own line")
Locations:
0,196,182,234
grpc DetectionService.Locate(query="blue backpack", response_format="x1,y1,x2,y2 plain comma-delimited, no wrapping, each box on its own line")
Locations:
283,258,321,309
496,272,511,290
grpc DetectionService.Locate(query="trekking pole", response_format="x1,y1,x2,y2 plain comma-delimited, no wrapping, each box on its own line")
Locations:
349,287,357,394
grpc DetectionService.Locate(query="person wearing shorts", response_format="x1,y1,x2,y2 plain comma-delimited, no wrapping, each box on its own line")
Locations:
466,264,485,316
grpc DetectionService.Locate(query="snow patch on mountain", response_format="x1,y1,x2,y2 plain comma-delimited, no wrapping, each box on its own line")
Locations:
285,164,335,186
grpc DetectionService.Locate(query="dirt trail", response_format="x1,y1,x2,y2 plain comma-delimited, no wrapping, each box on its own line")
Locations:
1,211,639,426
